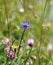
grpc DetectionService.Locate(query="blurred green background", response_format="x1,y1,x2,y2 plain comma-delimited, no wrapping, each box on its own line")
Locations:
0,0,53,65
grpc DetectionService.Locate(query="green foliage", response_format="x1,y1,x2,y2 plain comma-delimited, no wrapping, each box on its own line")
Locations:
0,0,53,65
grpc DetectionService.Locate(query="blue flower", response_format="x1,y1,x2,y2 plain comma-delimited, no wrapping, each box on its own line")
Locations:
21,21,30,29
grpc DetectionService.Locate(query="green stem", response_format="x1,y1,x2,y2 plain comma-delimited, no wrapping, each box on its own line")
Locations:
3,0,10,65
17,29,26,56
24,47,32,65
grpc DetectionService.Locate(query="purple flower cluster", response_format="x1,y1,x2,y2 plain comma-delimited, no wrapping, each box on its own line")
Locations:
21,21,30,29
7,51,15,59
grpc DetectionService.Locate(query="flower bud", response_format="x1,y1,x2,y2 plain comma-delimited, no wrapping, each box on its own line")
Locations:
5,47,10,53
26,62,30,65
27,38,34,47
30,55,37,60
3,38,9,46
7,51,15,59
45,22,51,28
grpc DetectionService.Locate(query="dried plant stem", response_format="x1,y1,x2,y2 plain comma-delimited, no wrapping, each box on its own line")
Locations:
38,0,47,65
3,0,10,38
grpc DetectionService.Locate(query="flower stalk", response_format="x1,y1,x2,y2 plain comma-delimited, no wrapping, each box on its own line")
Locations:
38,0,48,65
24,47,32,65
17,29,26,56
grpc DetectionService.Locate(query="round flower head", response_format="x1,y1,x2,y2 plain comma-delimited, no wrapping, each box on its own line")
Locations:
12,45,19,49
21,21,30,29
26,62,29,65
7,51,15,59
3,38,9,46
19,8,24,13
45,22,51,28
5,47,10,53
27,38,34,47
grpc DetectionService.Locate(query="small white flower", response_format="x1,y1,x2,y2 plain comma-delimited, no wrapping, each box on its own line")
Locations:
28,5,33,9
42,24,45,27
19,8,24,13
47,43,53,51
42,23,48,30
